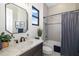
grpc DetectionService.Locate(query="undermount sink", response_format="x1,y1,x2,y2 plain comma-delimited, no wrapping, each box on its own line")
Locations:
15,39,34,51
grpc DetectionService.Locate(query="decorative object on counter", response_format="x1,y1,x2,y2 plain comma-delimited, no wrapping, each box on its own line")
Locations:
37,28,42,39
14,40,18,43
27,34,29,36
35,37,39,39
0,32,14,48
26,33,29,39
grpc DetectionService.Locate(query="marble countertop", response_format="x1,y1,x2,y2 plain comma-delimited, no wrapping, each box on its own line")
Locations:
0,38,43,56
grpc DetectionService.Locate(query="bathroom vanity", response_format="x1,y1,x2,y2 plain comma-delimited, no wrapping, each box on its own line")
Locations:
0,39,43,56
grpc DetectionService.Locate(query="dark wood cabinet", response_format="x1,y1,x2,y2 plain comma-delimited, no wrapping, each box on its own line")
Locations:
20,42,43,56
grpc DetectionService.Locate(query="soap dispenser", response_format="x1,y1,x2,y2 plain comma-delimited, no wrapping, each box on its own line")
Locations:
27,34,29,39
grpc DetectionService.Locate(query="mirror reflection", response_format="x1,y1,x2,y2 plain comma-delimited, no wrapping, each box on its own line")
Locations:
5,3,28,34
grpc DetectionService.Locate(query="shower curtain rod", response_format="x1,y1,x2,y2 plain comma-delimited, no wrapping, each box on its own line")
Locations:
43,9,79,18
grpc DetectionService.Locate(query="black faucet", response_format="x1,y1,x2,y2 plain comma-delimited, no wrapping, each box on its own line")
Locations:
20,37,25,42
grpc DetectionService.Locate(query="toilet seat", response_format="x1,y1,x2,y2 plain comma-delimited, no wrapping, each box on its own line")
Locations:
43,46,52,55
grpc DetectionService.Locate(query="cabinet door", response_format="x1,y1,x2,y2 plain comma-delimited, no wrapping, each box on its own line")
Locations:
20,43,43,56
34,49,42,56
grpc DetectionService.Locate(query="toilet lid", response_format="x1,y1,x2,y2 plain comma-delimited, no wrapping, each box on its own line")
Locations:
43,46,52,54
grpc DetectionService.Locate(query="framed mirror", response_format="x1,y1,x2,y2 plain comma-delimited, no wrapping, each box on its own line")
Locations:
5,3,28,34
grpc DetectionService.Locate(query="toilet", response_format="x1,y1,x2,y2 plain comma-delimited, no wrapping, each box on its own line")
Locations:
43,46,53,56
43,40,61,56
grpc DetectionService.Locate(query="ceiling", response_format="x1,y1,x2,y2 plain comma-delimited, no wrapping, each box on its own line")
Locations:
45,3,58,7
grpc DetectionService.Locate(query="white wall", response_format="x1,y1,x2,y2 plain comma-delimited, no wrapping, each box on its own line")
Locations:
43,4,48,17
0,3,43,40
48,3,79,15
